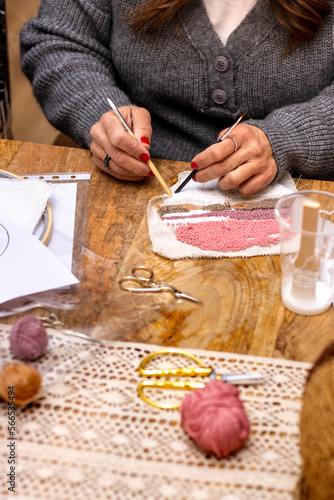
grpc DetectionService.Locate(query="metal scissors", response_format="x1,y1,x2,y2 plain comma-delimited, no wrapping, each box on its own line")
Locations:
11,304,102,344
119,266,201,304
40,310,102,344
137,349,266,409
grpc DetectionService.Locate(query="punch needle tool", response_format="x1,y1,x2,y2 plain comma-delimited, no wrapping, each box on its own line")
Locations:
107,98,172,196
175,112,246,193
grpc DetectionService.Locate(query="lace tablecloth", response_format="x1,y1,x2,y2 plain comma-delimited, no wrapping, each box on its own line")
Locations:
0,324,310,500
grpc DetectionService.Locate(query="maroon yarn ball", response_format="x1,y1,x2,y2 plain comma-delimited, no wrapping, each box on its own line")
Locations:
10,316,48,361
180,379,250,458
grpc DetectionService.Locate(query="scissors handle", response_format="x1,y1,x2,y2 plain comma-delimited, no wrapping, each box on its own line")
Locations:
140,380,206,391
138,349,207,375
119,266,159,292
138,380,206,409
132,265,154,282
140,366,212,377
118,276,156,292
119,266,201,303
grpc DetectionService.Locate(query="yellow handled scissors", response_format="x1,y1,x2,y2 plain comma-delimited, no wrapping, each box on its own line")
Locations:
137,349,266,409
119,266,201,304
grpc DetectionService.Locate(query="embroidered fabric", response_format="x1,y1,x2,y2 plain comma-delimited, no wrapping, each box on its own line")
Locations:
0,324,309,499
147,172,297,259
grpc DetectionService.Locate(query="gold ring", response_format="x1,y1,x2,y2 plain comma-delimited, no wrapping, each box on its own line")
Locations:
227,134,238,152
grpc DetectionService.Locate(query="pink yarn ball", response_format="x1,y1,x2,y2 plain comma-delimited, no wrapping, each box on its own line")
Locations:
10,316,48,361
180,379,250,458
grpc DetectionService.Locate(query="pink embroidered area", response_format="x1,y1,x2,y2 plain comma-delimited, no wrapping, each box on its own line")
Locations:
175,219,280,251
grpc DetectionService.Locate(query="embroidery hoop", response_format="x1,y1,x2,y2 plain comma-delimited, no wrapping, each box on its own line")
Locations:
0,169,53,245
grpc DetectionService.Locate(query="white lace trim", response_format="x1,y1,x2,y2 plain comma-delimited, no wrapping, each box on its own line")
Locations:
0,325,309,499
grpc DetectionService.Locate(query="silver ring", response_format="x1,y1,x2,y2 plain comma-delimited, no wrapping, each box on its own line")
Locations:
103,154,111,169
227,135,238,152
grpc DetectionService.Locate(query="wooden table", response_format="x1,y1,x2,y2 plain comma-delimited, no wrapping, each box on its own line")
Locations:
1,139,333,364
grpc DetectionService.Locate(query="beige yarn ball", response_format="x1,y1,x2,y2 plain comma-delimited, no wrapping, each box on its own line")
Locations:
0,361,42,405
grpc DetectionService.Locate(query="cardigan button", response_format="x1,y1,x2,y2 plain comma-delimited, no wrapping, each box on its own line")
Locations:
213,56,229,72
212,89,228,104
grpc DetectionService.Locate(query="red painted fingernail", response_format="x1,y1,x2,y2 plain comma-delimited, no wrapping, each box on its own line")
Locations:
191,162,198,169
140,153,150,163
147,171,155,177
192,175,197,182
141,137,150,145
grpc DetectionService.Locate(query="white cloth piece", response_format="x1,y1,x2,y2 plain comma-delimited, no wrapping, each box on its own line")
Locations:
203,0,258,44
0,178,55,233
147,172,297,259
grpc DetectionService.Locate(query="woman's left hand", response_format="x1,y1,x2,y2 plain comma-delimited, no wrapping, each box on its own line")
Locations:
190,124,278,196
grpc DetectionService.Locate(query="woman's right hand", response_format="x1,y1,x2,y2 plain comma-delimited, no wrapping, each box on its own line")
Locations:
90,105,154,180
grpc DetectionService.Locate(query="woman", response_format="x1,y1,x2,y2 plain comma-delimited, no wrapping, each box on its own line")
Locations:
20,0,333,195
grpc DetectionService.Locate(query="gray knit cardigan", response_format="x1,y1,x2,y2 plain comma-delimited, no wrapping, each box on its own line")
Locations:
20,0,334,181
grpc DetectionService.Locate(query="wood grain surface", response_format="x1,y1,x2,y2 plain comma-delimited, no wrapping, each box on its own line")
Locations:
1,139,334,363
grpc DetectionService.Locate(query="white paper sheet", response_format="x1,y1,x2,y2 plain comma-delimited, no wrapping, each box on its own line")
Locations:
0,209,79,305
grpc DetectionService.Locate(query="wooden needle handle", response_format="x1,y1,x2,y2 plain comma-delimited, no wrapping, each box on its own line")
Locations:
128,130,172,196
146,159,172,196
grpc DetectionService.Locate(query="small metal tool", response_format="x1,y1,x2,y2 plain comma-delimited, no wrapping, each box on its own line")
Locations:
119,265,201,304
41,311,101,344
13,304,102,344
